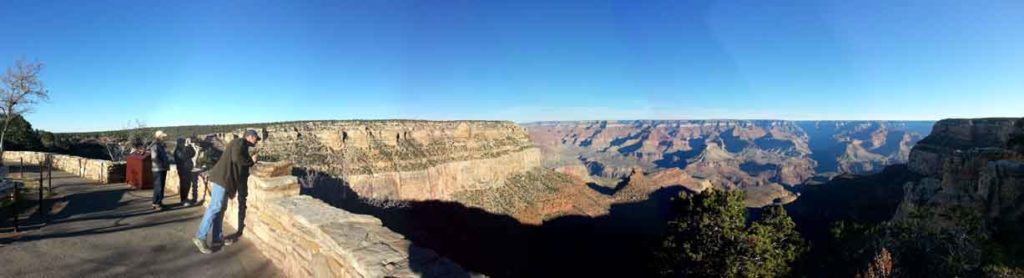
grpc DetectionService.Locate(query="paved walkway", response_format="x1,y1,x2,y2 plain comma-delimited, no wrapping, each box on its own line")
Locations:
0,163,281,277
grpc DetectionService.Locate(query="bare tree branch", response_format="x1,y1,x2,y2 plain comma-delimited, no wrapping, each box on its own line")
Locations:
0,58,51,162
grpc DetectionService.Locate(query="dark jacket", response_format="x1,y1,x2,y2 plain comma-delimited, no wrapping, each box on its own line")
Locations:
150,142,170,172
173,143,196,171
208,138,254,196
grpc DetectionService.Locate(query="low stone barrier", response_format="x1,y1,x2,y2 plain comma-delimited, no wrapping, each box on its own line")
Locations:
168,162,468,277
3,151,125,183
3,152,469,276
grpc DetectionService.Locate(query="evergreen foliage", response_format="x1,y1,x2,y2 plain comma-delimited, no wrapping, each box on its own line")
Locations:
655,189,805,277
0,114,42,151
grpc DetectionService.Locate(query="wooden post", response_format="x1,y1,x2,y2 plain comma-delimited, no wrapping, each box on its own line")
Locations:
47,157,53,193
18,157,23,178
38,161,43,217
12,182,19,232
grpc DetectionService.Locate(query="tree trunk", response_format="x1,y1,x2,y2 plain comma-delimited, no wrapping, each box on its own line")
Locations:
0,131,6,164
0,117,10,165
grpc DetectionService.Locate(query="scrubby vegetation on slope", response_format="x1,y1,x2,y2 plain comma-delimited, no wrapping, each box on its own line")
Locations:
453,168,608,224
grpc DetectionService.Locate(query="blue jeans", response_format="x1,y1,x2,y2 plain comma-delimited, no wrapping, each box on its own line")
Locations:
195,182,228,242
152,171,167,205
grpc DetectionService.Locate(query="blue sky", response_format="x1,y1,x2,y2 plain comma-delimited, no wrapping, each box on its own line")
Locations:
1,0,1022,132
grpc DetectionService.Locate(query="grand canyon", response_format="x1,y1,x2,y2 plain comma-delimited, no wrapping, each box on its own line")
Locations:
24,117,1023,277
137,118,1018,276
217,120,933,222
3,2,1021,277
1,116,1016,277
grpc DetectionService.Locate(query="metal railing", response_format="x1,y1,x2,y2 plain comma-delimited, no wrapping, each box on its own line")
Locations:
3,156,54,233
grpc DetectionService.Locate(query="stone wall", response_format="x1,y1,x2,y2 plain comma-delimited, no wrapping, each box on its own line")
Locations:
3,151,125,183
3,150,468,276
167,162,468,277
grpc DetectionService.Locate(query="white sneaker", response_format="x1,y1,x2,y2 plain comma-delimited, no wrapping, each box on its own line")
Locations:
192,238,212,254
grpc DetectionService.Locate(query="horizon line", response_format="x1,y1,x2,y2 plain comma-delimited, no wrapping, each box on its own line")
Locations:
47,117,968,134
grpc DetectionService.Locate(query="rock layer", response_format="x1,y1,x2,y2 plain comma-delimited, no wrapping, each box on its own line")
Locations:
526,120,932,207
526,120,932,181
219,120,541,201
896,118,1024,226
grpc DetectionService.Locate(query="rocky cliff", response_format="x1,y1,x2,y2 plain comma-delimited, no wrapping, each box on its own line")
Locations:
221,120,541,201
798,121,933,174
895,118,1024,227
525,120,932,206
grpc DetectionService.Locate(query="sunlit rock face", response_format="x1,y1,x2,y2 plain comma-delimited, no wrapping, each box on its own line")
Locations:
798,121,935,174
896,118,1024,227
221,120,542,201
525,120,933,206
200,119,937,221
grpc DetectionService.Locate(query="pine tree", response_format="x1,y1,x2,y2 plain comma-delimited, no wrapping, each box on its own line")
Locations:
655,188,806,277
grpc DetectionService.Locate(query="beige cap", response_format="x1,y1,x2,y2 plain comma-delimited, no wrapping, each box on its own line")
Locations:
154,130,168,139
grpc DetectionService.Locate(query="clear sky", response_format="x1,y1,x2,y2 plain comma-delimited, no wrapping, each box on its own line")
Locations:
1,0,1022,132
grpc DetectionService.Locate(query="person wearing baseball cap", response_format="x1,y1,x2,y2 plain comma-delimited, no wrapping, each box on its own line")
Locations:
193,129,260,253
150,130,171,210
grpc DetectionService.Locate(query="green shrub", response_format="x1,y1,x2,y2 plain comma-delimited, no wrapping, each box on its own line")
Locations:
654,189,806,277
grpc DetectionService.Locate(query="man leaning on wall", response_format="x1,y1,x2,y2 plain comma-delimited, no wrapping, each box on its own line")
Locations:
192,129,260,254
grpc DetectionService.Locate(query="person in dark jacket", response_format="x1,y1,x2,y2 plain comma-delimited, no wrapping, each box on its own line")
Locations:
150,130,171,210
174,137,198,207
193,130,259,254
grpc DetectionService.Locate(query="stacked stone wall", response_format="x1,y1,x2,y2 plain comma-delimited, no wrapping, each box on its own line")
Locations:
3,151,125,183
167,162,467,277
3,151,464,277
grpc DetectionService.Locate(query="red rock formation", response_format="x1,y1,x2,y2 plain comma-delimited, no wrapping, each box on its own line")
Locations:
857,248,894,278
526,120,932,207
897,118,1024,226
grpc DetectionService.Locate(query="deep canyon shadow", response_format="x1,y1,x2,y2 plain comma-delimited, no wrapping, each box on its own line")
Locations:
652,138,706,170
784,165,916,276
298,170,685,277
585,175,630,196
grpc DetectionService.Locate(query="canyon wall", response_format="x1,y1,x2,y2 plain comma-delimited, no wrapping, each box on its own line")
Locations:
797,121,934,174
896,118,1024,227
215,121,540,201
525,120,932,184
525,120,932,207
